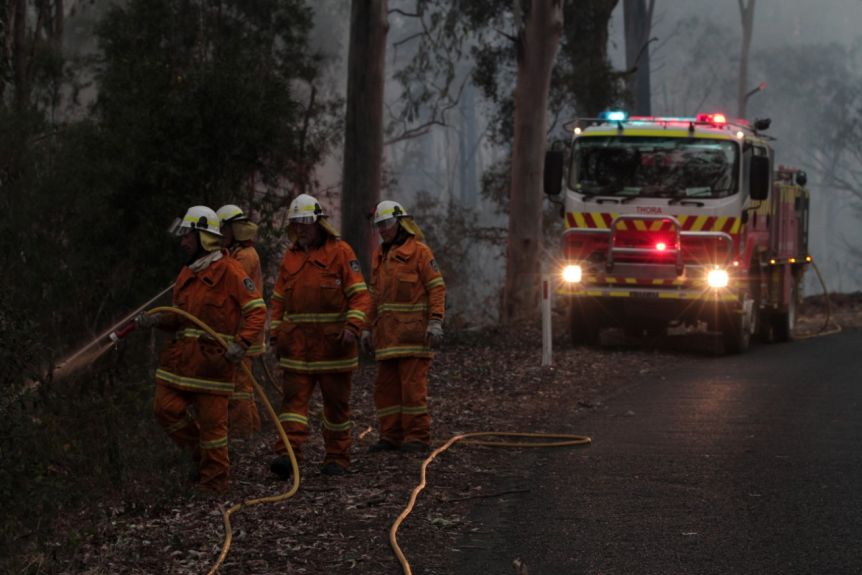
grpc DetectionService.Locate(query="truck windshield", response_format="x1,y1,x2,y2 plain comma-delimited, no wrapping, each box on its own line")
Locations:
570,136,740,200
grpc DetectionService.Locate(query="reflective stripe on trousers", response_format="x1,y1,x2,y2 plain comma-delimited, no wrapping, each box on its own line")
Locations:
154,383,230,492
274,370,354,467
374,357,431,446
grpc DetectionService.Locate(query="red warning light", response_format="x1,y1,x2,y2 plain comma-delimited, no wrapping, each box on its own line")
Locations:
696,112,728,125
656,242,667,251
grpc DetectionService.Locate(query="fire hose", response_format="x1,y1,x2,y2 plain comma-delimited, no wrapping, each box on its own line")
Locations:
141,306,300,575
140,308,591,575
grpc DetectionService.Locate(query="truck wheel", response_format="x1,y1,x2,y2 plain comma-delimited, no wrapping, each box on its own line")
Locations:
772,278,799,343
722,296,753,354
570,300,600,346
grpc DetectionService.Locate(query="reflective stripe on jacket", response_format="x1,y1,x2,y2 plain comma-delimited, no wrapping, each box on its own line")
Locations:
156,252,267,395
229,242,266,355
270,237,371,373
369,235,445,360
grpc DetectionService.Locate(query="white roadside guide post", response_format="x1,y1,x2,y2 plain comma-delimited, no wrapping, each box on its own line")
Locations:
541,268,553,367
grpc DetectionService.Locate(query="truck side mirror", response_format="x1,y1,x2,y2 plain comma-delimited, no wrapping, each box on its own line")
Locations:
544,149,564,196
795,171,807,186
750,155,770,201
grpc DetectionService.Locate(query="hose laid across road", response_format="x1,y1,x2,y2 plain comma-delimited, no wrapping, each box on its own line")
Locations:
390,431,592,575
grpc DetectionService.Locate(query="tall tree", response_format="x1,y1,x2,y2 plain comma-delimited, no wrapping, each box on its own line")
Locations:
554,0,622,119
736,0,756,118
501,0,563,322
623,0,654,115
341,0,388,274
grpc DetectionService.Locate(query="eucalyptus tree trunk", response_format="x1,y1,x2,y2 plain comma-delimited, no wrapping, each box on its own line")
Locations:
341,0,388,275
501,0,563,322
623,0,654,116
736,0,756,118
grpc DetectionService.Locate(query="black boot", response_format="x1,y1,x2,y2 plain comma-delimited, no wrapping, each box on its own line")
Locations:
321,462,347,476
368,439,399,453
400,442,431,454
269,455,294,479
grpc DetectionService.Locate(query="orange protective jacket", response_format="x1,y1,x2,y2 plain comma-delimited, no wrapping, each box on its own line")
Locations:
369,235,445,360
229,241,265,356
271,237,371,373
156,252,267,395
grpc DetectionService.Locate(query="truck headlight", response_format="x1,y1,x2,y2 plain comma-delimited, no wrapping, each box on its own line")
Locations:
562,264,583,283
707,268,729,288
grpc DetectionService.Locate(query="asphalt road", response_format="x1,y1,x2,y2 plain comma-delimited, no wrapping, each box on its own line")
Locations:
453,329,862,575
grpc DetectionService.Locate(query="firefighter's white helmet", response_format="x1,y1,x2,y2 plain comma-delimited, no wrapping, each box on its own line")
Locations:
174,205,222,237
216,204,248,225
287,194,326,224
373,200,408,225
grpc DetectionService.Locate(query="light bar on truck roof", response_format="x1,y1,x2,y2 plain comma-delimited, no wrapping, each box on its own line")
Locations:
600,110,628,122
696,112,728,125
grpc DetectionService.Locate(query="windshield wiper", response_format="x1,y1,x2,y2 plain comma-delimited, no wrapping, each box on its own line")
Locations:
580,187,618,202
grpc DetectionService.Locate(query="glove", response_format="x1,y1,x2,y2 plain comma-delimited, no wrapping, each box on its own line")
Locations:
135,312,163,329
338,328,357,348
425,319,443,349
225,341,247,363
360,330,374,356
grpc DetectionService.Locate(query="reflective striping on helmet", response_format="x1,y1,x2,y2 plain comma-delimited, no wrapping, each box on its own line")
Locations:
216,204,247,224
373,200,408,224
178,205,223,236
288,193,326,222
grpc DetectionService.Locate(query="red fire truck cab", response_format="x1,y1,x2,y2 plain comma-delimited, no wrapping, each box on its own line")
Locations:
544,111,811,353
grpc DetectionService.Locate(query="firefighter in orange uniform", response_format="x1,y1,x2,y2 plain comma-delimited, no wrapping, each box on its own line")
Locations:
217,204,265,437
136,205,266,493
361,200,445,453
268,194,371,478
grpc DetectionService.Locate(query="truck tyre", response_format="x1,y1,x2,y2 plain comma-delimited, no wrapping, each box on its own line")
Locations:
569,300,600,346
722,295,753,354
772,278,799,343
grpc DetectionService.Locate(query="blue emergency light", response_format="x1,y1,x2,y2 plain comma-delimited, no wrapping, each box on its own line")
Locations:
600,110,628,122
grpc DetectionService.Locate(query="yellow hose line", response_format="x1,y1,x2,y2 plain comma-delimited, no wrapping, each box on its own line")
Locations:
146,307,299,575
389,431,592,575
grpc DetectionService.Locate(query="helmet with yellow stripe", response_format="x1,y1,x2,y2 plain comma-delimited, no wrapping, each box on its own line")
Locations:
216,204,248,225
173,205,222,237
372,200,407,226
288,194,326,224
373,200,424,241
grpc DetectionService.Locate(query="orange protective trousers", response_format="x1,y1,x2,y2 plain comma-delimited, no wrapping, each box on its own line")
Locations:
228,357,261,436
275,371,353,468
374,357,431,446
154,383,229,492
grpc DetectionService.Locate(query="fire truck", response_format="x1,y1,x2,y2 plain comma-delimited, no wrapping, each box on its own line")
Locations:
543,111,811,353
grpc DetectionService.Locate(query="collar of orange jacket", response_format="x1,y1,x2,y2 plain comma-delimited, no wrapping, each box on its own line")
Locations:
178,250,229,290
